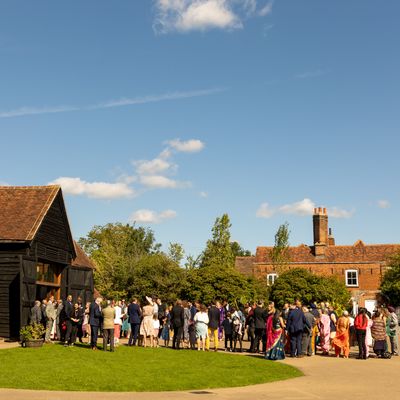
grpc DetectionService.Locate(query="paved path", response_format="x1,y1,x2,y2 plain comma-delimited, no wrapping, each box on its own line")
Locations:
0,354,399,400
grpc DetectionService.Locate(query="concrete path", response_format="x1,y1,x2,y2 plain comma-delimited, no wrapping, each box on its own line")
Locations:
0,354,399,400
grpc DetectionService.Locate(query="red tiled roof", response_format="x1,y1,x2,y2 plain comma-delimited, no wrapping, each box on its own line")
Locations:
235,256,255,275
0,185,61,241
256,241,400,264
72,241,96,269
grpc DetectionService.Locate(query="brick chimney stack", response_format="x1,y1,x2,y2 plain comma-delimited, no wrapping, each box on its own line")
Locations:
313,207,328,257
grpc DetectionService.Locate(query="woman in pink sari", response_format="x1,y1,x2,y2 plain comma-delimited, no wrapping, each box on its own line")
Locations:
318,308,331,355
265,303,286,360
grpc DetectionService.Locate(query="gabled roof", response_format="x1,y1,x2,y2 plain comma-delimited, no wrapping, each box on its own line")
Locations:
0,185,63,241
255,242,400,264
72,241,96,270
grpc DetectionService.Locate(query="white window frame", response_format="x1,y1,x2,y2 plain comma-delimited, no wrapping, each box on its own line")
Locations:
345,269,359,287
267,273,278,286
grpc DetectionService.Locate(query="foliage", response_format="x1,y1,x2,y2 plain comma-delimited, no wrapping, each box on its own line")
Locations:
270,222,291,272
201,214,234,268
0,346,301,392
127,253,186,303
380,252,400,306
19,323,45,341
184,265,268,305
167,242,185,265
184,254,202,270
78,223,162,299
270,268,351,309
231,241,252,257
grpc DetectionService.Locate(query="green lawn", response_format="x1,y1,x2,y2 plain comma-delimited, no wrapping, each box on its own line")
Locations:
0,344,301,392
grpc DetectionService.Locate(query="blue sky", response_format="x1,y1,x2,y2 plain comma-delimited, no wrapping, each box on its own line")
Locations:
1,0,399,258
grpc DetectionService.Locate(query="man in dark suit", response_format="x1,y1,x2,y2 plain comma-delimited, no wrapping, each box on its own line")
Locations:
286,300,310,357
251,301,268,353
63,295,73,346
89,297,102,350
170,299,184,349
207,301,221,351
127,298,142,346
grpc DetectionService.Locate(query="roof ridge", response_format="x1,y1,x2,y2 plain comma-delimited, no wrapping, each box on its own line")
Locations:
0,185,61,190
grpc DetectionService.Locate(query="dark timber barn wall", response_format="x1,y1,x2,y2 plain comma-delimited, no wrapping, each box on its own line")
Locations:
0,185,94,338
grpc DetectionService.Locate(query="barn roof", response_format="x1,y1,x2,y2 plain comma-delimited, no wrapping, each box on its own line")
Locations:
72,241,96,270
0,185,62,242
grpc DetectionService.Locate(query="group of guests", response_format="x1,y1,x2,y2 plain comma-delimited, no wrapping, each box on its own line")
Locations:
252,300,399,361
30,295,399,360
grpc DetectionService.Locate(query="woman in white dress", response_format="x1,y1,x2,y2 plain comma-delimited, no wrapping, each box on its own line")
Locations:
194,304,209,351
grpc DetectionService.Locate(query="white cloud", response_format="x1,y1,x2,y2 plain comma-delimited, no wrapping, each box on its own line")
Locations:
256,198,353,219
0,88,225,119
153,0,273,33
200,191,208,198
134,158,175,175
139,175,190,189
279,198,315,216
49,177,134,199
377,200,390,209
130,209,177,224
167,138,205,153
256,202,275,218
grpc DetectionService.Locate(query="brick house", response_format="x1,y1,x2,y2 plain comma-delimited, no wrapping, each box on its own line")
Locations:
236,207,400,313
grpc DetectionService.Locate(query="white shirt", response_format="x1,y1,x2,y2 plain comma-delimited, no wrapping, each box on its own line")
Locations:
114,305,122,325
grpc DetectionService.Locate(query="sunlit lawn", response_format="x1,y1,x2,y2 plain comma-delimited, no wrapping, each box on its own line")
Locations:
0,343,302,392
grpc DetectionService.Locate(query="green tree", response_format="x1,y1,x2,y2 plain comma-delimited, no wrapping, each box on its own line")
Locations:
380,252,400,306
184,254,202,270
78,223,161,299
270,268,350,309
231,241,252,257
201,214,234,268
270,222,291,272
168,242,185,265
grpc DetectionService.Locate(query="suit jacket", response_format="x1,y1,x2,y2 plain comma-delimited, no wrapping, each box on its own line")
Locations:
30,305,42,324
63,300,73,321
170,305,184,328
253,306,268,329
208,306,220,329
89,302,102,326
128,303,142,324
102,306,116,330
286,308,309,334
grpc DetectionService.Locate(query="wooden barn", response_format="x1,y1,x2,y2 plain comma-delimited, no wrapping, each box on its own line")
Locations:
0,185,94,338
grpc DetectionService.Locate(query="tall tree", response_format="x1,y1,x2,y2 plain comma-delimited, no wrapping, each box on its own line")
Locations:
380,252,400,306
167,242,185,265
201,214,235,268
270,222,291,272
231,241,252,257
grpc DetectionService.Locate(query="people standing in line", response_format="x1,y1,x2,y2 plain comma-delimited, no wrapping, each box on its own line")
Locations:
89,297,103,350
170,299,185,350
252,301,267,353
194,304,209,351
301,306,315,356
385,307,399,356
45,296,57,343
127,298,142,346
354,308,368,359
63,295,73,347
140,297,155,348
102,300,116,352
332,311,350,358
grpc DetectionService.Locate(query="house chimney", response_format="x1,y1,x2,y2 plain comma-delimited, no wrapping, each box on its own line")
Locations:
328,228,336,246
313,207,328,257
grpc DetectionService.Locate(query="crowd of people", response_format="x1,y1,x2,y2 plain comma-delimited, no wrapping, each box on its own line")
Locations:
30,295,399,359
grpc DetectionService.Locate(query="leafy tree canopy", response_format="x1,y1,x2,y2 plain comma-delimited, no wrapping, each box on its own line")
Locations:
270,222,291,272
231,241,252,257
270,268,350,309
380,252,400,306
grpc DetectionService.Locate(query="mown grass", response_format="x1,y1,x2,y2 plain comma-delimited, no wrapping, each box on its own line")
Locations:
0,344,302,392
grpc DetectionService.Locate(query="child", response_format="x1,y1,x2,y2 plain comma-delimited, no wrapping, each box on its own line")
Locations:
161,309,171,348
153,314,160,348
222,312,233,352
